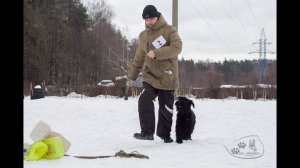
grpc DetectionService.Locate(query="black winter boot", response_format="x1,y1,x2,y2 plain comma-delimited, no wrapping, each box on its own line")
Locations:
133,132,154,140
161,136,173,143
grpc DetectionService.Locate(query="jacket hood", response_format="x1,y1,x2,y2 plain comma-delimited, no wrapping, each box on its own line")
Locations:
145,14,167,31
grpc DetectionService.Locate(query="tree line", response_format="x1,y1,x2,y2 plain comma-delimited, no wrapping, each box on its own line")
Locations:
24,0,136,92
23,0,276,95
179,58,276,89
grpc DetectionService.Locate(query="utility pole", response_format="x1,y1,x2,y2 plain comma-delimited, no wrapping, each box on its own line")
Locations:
172,0,178,99
249,28,275,84
172,0,178,29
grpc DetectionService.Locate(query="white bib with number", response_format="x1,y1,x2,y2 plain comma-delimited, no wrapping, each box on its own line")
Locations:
152,35,166,49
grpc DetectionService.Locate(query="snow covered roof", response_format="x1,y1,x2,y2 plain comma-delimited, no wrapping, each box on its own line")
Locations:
220,84,276,89
115,76,127,81
97,80,115,87
257,84,275,88
220,85,251,88
34,85,42,89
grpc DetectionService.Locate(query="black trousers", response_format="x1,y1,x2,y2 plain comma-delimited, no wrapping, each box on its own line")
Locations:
138,82,174,138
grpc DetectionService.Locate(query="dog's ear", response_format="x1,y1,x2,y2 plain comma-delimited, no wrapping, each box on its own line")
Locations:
190,100,195,108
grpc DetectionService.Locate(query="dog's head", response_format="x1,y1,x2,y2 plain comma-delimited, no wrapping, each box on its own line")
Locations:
175,97,195,113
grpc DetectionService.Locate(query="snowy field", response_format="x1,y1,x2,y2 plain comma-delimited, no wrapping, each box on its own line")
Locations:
24,94,276,168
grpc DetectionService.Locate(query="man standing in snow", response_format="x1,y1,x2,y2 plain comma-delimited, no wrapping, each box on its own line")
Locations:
129,5,182,143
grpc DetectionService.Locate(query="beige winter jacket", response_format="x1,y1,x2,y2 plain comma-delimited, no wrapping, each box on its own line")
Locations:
129,14,182,90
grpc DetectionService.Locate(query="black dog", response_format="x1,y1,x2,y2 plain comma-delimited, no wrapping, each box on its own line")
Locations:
175,97,196,144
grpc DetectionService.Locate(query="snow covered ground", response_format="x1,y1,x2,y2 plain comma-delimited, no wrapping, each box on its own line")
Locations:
24,94,276,168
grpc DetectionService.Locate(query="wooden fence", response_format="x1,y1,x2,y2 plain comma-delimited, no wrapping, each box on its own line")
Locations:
25,84,276,100
177,87,276,100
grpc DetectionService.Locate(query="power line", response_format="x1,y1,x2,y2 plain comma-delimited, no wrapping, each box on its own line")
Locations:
227,0,254,42
196,0,240,51
215,0,250,43
197,0,256,52
245,0,261,31
187,0,234,52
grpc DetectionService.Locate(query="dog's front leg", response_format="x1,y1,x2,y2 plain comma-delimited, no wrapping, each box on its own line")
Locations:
175,128,183,144
176,133,183,144
176,138,183,144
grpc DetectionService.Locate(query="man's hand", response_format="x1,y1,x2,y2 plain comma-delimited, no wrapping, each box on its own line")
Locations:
147,50,156,59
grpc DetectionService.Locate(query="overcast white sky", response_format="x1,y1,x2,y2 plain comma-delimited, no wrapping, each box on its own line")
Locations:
81,0,276,62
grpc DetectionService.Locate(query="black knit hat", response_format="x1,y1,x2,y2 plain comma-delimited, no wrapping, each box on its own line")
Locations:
142,5,161,19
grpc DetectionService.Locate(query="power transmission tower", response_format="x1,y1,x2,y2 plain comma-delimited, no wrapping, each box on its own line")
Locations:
249,28,275,84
